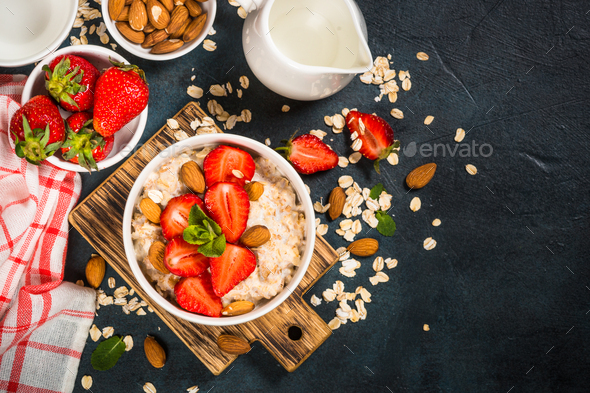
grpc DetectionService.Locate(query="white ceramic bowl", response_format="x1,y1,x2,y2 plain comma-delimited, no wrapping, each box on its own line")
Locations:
102,0,217,61
21,45,148,172
0,0,78,67
122,134,316,326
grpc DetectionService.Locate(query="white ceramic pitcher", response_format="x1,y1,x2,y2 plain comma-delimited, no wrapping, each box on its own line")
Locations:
235,0,373,101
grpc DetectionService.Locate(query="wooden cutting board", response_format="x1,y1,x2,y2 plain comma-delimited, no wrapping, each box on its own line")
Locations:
69,102,339,374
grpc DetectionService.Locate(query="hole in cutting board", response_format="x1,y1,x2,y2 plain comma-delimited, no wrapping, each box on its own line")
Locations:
288,325,303,341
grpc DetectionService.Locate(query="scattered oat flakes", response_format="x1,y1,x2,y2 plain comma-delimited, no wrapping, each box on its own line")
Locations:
316,224,328,236
310,294,322,307
338,156,349,168
209,84,226,97
372,256,384,272
167,119,179,129
107,277,115,289
369,271,389,286
332,114,345,129
239,75,249,89
89,324,101,342
359,287,372,303
203,39,216,51
385,258,398,269
424,115,434,125
241,109,252,123
144,382,157,393
417,52,429,61
174,130,189,141
348,152,361,164
338,175,353,188
114,286,128,298
398,70,409,81
351,139,362,151
423,324,430,331
305,184,311,194
310,129,327,140
100,33,109,45
455,128,465,142
341,108,350,117
76,280,84,286
466,164,477,175
187,85,203,99
89,24,96,35
423,237,437,250
226,82,233,94
232,169,244,179
324,115,333,127
137,308,147,316
390,108,404,119
410,197,421,212
322,288,336,302
432,218,441,226
187,386,200,393
402,78,411,91
328,317,341,330
237,6,247,18
123,335,133,351
281,105,290,112
81,375,92,390
102,326,114,339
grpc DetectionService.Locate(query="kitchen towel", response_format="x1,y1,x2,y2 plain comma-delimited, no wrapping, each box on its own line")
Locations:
0,75,96,393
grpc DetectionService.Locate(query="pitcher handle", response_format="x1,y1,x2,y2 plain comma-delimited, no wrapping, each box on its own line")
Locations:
234,0,266,13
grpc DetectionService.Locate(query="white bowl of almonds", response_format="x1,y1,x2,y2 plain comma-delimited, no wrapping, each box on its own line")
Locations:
122,134,315,326
102,0,216,60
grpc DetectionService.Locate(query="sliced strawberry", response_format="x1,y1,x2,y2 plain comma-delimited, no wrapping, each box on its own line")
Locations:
174,272,222,317
160,193,205,240
164,237,210,277
204,182,250,244
276,134,338,174
209,243,257,297
203,145,255,187
345,111,395,173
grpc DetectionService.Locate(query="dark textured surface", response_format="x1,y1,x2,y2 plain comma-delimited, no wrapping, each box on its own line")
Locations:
2,0,590,391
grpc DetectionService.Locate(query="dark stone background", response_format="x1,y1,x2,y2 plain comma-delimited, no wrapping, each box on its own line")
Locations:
2,0,590,391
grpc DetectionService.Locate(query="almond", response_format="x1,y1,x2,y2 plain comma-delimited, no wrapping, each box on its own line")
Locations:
140,197,161,223
406,163,437,189
240,225,271,248
116,21,146,44
148,241,169,273
109,0,125,20
141,29,169,48
182,13,206,42
144,336,166,368
151,38,184,53
143,21,156,33
160,0,174,12
116,5,130,21
347,238,379,257
221,301,255,316
170,17,190,39
85,254,105,289
243,181,264,201
328,187,345,220
217,334,250,355
185,0,202,17
129,0,148,31
147,0,170,30
165,5,189,34
180,161,205,193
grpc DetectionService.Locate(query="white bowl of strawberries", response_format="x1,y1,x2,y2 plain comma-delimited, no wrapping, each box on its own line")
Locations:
122,134,315,326
17,45,148,172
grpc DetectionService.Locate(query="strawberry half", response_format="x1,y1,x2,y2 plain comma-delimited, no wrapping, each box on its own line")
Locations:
160,193,205,241
174,272,222,317
43,54,100,112
275,134,338,174
345,111,395,174
203,145,255,187
209,243,256,297
61,112,114,172
204,182,250,244
10,95,66,165
93,60,149,137
164,237,210,277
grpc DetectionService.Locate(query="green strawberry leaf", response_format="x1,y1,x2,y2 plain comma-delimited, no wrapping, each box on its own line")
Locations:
375,210,396,237
369,183,385,200
91,336,126,371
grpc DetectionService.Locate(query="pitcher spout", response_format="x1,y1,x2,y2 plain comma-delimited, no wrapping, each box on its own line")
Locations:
234,0,267,13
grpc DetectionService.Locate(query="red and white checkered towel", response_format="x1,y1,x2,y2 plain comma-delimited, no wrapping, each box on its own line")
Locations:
0,75,96,393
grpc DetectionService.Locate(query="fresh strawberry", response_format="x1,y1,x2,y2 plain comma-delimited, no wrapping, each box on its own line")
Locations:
43,54,100,112
345,111,396,173
164,237,210,277
160,193,205,241
174,271,222,317
204,182,250,244
209,243,256,297
60,112,114,172
10,95,66,165
275,134,338,174
203,145,255,187
93,60,149,137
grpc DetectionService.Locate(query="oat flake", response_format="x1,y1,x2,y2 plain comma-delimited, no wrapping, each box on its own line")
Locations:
144,382,157,393
466,164,477,175
187,85,203,99
417,52,429,61
423,237,437,250
281,105,290,112
432,218,441,226
424,115,434,125
123,335,133,351
455,128,465,142
410,197,421,212
390,108,404,119
81,375,93,390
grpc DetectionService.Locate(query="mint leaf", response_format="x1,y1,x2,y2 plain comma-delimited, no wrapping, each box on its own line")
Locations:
211,234,227,257
183,225,214,245
369,183,385,200
188,205,222,236
375,210,396,237
91,336,126,371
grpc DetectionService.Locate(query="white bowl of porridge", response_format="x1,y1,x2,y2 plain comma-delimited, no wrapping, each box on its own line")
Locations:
122,134,315,326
